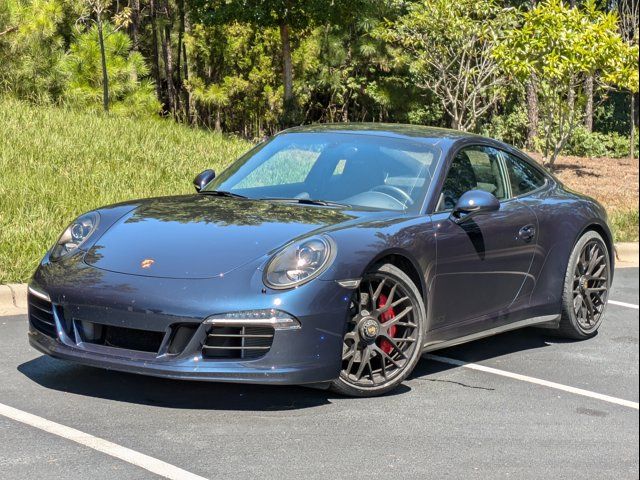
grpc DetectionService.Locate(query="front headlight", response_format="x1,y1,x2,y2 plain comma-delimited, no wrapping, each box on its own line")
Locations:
264,235,336,289
50,212,100,261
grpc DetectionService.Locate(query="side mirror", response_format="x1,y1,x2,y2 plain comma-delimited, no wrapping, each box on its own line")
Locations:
451,189,500,224
193,169,216,192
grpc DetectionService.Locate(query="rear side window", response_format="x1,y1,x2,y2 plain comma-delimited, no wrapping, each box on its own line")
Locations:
503,152,547,196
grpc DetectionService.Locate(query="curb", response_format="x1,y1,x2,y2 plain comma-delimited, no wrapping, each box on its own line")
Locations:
615,242,639,268
0,284,28,316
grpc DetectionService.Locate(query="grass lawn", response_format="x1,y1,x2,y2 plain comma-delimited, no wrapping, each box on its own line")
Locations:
0,98,250,283
1,98,638,283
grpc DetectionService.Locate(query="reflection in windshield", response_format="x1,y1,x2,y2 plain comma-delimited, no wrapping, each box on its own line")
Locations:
205,133,441,211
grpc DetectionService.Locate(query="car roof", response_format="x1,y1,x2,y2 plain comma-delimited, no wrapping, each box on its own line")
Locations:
278,123,486,145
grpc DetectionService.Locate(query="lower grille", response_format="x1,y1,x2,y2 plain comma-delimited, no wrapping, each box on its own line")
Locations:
28,293,57,338
77,321,164,353
202,326,274,360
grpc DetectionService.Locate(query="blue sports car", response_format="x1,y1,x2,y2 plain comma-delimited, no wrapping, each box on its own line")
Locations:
28,124,613,397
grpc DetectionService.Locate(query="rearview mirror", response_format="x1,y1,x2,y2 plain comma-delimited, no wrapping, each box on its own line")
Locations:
193,169,216,192
451,190,499,224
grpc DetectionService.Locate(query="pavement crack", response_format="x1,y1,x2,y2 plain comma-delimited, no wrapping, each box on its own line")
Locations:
416,378,495,391
6,285,17,308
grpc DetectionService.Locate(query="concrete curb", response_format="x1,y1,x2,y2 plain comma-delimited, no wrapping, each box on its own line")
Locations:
1,243,637,314
615,242,639,268
0,284,28,316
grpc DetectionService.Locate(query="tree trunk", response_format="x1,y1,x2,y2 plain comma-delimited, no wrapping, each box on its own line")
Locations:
150,0,162,102
215,108,222,132
130,0,140,52
161,2,176,114
584,75,594,132
97,18,109,113
175,0,186,117
279,22,294,124
526,77,539,150
631,93,636,160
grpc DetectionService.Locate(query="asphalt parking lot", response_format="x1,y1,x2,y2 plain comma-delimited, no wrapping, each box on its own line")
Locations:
0,268,638,479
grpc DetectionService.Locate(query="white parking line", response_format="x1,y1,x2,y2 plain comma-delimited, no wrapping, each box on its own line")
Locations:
424,354,639,410
0,402,209,480
609,300,639,310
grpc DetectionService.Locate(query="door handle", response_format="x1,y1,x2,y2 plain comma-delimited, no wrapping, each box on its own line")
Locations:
518,224,536,242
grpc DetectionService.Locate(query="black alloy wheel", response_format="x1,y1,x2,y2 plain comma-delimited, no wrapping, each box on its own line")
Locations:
559,231,611,339
330,263,425,397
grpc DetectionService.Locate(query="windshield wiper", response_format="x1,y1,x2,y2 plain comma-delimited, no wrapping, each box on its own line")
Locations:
199,190,248,199
260,197,348,207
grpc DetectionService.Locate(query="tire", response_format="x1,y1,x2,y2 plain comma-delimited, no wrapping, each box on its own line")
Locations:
557,231,611,340
330,263,426,397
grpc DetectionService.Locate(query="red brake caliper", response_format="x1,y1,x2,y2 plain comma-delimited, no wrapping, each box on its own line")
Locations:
378,294,397,354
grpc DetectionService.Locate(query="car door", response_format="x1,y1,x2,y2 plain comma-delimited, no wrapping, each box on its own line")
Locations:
429,145,538,340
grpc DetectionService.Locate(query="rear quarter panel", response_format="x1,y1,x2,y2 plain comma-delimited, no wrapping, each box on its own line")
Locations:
518,181,613,317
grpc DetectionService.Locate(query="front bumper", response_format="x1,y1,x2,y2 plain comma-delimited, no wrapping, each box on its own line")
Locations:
28,255,351,385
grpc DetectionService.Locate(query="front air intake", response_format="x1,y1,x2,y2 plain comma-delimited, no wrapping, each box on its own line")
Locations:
28,292,57,338
202,325,274,360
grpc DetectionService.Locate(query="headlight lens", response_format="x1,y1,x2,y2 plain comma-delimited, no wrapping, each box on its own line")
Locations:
264,235,336,289
50,212,99,261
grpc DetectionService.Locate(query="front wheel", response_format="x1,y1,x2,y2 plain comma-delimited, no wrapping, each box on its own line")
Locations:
330,263,425,397
558,231,611,339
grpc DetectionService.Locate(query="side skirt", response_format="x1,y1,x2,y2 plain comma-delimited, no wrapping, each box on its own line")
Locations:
422,314,560,353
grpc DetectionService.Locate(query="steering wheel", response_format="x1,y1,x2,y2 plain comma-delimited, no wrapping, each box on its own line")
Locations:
371,185,414,206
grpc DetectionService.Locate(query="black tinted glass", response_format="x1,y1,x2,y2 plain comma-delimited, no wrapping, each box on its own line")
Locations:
504,152,546,196
437,146,506,211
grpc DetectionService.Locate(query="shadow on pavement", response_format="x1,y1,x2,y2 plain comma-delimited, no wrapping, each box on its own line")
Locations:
411,327,583,379
17,356,410,411
17,327,578,410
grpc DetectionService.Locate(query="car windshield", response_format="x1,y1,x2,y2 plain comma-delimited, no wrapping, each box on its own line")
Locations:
205,132,441,211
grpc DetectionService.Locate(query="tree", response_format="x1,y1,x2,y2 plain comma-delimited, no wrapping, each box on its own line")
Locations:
496,0,638,167
61,23,160,116
378,0,517,132
190,75,248,131
617,0,639,159
189,0,373,127
0,0,68,102
77,0,132,112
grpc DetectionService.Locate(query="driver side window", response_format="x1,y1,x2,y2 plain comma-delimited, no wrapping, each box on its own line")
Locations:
436,146,507,211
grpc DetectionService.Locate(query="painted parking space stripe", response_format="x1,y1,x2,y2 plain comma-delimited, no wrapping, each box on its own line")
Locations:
609,300,639,310
424,354,639,410
0,402,209,480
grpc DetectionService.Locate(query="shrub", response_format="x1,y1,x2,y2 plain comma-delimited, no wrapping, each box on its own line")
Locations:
567,127,639,158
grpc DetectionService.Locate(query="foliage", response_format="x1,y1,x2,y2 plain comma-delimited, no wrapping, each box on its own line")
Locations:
0,0,637,173
495,0,639,167
0,97,250,283
0,0,68,102
567,127,639,158
610,209,639,243
378,0,517,131
61,23,160,116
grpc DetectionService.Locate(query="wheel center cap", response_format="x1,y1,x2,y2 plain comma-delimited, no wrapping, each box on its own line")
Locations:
579,276,588,289
360,318,380,340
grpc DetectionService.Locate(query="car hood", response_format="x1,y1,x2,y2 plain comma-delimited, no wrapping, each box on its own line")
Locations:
84,195,370,279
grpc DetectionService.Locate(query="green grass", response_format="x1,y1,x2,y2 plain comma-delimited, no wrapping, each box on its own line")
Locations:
0,98,251,283
610,209,640,243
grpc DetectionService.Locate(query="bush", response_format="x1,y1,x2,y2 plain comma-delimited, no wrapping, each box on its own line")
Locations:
567,127,639,158
480,104,528,148
610,209,639,243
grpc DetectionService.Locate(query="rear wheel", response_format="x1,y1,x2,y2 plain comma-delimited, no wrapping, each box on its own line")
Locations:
330,263,425,397
558,231,611,339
